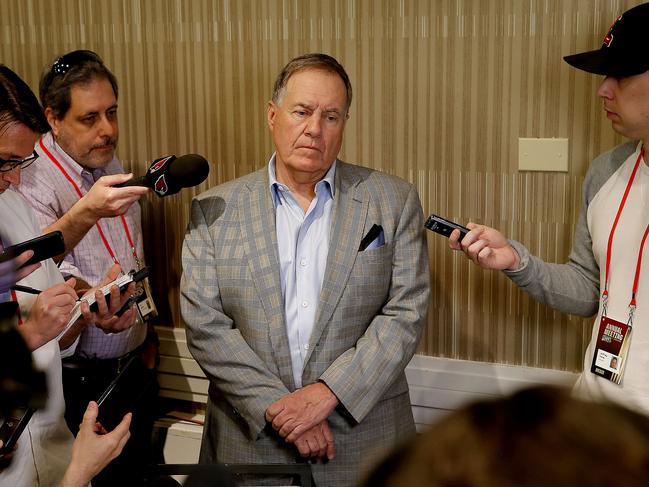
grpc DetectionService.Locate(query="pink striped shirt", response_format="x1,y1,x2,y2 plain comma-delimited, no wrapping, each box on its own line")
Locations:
16,131,146,359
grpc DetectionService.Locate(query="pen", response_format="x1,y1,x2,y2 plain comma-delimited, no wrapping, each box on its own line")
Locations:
11,284,42,295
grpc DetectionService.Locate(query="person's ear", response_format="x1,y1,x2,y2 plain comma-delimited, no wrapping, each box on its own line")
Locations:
267,101,278,131
44,107,60,137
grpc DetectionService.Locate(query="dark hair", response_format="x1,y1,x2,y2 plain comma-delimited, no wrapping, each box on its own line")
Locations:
39,50,118,119
272,53,352,114
363,386,649,487
0,65,49,134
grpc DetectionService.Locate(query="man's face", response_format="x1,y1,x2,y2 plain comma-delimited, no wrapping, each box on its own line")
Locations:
597,71,649,143
47,77,118,170
0,123,39,193
267,68,348,184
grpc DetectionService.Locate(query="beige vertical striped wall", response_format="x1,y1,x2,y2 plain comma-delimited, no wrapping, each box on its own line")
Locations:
1,0,641,372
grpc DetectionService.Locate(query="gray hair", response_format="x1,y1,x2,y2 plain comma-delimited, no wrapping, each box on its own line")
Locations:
272,53,352,114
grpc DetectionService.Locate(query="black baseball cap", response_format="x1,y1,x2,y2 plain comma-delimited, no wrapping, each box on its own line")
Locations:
564,3,649,77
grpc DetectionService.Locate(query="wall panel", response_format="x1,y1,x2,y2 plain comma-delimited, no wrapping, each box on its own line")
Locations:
1,0,639,371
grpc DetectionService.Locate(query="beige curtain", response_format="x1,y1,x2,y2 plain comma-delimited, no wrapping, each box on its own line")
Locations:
1,0,637,371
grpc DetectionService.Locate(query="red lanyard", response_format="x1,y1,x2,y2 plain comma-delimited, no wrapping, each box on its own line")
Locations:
602,147,648,320
38,137,139,267
9,289,23,325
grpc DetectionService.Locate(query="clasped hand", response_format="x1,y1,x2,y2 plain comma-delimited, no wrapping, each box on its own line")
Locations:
265,382,338,460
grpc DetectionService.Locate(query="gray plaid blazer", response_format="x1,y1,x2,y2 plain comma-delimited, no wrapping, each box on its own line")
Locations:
180,160,430,486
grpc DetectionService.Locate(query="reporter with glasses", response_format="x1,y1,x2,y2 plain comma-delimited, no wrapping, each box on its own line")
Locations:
0,64,134,487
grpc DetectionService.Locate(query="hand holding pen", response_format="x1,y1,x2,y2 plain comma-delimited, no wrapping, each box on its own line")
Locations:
11,264,139,351
18,278,78,352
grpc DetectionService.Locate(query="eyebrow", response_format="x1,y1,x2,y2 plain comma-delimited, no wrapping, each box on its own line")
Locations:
292,102,315,111
292,103,342,115
322,108,342,115
78,104,118,118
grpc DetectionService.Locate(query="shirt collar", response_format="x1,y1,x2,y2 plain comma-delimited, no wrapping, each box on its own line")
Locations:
267,153,336,208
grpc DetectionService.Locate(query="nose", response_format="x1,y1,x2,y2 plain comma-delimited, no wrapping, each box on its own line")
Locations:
98,115,117,139
597,77,615,100
304,113,323,138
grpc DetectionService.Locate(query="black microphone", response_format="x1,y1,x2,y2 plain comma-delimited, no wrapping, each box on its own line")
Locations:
116,154,209,197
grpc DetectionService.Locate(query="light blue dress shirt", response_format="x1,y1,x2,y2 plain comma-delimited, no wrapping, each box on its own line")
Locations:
269,156,336,388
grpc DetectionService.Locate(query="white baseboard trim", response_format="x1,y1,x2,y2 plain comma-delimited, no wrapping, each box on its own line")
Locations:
406,355,578,430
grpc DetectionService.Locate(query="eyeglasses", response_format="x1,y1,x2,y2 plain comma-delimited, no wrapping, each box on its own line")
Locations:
50,50,103,78
0,151,39,172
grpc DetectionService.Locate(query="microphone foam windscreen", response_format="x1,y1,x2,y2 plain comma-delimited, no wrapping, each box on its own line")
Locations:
168,154,210,188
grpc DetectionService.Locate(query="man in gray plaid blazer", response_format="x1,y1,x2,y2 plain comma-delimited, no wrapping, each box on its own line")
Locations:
181,53,430,486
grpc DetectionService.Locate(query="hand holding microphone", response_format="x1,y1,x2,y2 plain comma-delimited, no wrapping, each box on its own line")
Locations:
60,154,209,258
81,174,150,220
76,153,209,220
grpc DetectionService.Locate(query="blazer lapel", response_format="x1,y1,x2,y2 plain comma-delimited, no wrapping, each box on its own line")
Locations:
239,170,295,390
306,162,369,363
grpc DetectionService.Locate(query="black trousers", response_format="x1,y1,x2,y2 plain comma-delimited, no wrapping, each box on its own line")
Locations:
62,351,159,487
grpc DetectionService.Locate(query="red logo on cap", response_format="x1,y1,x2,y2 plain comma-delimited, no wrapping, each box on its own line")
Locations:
603,15,622,47
154,174,168,195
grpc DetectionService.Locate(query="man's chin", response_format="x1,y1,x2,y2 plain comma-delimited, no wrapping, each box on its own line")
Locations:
610,124,637,141
81,152,114,169
277,153,334,176
293,158,329,171
294,150,326,162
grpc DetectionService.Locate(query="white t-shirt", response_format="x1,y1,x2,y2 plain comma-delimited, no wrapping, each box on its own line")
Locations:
575,142,649,410
505,140,649,413
0,189,73,487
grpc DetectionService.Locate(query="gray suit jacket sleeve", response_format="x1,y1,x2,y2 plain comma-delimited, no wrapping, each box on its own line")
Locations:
503,141,637,317
319,184,430,422
181,196,289,438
